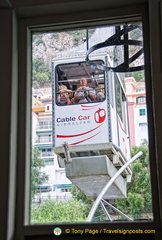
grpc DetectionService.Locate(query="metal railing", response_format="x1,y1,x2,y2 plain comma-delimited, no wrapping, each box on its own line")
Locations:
41,152,54,157
36,123,52,130
35,137,52,143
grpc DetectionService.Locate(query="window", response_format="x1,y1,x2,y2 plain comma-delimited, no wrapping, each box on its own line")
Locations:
36,135,52,143
61,188,71,192
136,96,146,103
55,60,105,106
13,2,161,240
44,160,54,166
136,89,144,92
139,122,147,131
139,108,146,116
38,121,52,129
31,22,154,226
46,105,52,111
115,74,124,121
37,185,52,193
40,148,54,157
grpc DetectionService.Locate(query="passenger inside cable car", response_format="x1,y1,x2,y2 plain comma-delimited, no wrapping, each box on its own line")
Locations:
96,83,105,101
73,77,96,103
57,85,72,105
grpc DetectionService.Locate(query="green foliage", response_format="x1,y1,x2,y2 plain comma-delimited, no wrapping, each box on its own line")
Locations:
71,185,92,205
132,71,144,82
31,199,89,224
32,58,51,87
35,39,44,46
68,28,95,46
125,70,144,82
31,148,49,198
115,142,152,219
34,72,49,84
70,186,109,222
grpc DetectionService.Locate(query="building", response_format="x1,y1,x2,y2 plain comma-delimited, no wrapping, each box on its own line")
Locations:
32,89,72,202
125,77,148,147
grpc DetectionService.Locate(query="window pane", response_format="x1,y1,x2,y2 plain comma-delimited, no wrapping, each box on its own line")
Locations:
55,60,105,106
136,96,146,103
30,22,153,224
139,109,146,116
115,74,123,121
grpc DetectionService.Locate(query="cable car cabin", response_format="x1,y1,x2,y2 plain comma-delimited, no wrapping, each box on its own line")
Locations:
52,54,132,181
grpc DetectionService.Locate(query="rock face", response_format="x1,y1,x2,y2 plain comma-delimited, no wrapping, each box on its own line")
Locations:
32,26,144,71
32,32,75,67
32,27,117,67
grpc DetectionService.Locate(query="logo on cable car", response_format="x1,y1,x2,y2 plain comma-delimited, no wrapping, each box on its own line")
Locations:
94,108,106,123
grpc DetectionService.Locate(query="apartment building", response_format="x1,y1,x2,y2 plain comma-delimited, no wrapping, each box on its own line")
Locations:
125,76,148,147
32,89,72,202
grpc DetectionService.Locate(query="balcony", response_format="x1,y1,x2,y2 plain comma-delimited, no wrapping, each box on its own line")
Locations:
35,137,52,143
40,152,54,157
36,123,52,130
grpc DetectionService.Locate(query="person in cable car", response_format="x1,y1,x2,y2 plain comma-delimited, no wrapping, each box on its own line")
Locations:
73,77,96,104
57,85,73,105
96,84,105,101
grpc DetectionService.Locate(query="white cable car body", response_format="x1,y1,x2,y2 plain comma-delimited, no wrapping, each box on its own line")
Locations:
52,53,132,200
53,54,130,161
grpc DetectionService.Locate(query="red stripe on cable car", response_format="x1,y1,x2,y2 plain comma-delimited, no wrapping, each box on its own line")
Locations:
70,132,101,145
56,124,102,138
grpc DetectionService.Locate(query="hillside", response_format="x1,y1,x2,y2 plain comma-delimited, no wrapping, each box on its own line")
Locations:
32,26,144,88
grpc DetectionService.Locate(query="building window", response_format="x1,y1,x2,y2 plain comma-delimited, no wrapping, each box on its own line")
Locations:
37,186,52,193
136,96,146,103
136,89,144,92
40,148,54,157
46,105,51,111
44,160,54,166
61,188,71,192
139,122,147,131
38,121,52,129
139,109,146,116
36,135,52,143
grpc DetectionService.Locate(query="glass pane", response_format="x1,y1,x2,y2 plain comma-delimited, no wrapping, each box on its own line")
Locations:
30,22,153,224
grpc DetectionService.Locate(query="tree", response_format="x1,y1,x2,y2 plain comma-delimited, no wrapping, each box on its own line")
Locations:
31,147,49,199
32,58,51,87
132,70,144,82
115,142,152,219
125,70,144,82
31,199,89,224
71,185,92,205
71,186,108,222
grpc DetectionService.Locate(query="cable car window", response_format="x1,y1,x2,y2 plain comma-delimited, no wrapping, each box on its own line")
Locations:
115,74,123,121
55,60,105,106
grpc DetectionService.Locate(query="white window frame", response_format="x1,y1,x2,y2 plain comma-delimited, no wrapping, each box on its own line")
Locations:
139,122,147,131
13,3,162,240
137,96,146,103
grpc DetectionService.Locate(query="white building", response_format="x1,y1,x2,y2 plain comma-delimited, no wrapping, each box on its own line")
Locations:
32,90,72,202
